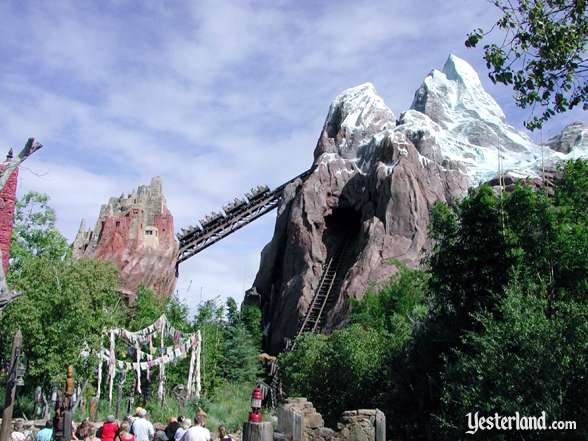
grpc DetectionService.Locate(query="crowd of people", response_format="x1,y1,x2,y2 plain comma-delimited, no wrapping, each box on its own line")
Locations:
10,407,233,441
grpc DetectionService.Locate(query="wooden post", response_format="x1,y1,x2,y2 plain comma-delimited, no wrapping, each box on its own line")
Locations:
0,329,23,441
63,411,72,441
242,422,273,441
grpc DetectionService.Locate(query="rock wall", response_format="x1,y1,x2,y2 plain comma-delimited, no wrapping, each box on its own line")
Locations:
72,177,178,300
276,398,385,441
0,154,18,273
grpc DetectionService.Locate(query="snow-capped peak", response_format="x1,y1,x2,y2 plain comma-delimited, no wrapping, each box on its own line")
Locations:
442,54,482,87
318,82,396,166
413,54,506,127
315,55,588,186
402,55,588,184
324,82,395,139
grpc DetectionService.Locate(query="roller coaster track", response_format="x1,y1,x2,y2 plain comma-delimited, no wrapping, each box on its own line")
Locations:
176,170,310,270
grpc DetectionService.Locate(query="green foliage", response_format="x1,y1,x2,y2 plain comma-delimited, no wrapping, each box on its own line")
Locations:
438,284,588,440
281,325,388,425
466,0,588,129
351,261,428,345
9,191,70,281
222,298,261,384
194,298,227,393
201,382,258,433
406,161,588,438
165,295,192,332
0,256,124,390
241,304,263,347
428,185,515,325
128,285,167,331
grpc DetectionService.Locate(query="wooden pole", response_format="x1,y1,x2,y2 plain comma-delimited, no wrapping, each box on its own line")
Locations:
0,329,23,441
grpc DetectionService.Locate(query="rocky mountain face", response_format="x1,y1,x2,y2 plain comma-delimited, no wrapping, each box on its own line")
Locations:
246,54,588,354
73,177,178,300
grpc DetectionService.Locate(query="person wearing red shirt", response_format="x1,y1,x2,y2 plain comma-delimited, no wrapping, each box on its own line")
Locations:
101,416,119,441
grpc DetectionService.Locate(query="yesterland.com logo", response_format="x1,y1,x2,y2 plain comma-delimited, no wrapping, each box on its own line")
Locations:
466,411,577,435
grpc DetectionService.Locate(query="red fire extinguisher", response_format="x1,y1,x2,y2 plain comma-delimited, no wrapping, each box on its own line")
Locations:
248,386,263,422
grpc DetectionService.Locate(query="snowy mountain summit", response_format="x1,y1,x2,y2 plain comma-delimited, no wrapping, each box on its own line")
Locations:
319,54,588,185
404,54,588,184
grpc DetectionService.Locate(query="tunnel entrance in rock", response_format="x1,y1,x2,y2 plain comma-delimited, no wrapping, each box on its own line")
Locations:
324,206,362,248
322,207,362,311
296,206,363,338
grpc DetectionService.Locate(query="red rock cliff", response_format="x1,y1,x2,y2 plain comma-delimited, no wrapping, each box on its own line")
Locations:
72,177,178,300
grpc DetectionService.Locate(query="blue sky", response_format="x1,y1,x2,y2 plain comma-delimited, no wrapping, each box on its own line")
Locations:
0,0,584,311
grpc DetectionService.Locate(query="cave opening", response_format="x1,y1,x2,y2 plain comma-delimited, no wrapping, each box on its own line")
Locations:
305,206,363,332
324,206,362,248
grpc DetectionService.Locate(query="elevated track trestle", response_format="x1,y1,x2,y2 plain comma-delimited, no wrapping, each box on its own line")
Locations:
176,170,310,271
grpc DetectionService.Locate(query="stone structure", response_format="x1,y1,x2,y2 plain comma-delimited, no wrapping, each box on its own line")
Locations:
0,152,19,273
73,177,178,299
245,54,588,353
275,398,384,441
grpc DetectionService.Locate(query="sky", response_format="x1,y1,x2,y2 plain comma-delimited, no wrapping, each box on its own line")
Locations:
0,0,584,312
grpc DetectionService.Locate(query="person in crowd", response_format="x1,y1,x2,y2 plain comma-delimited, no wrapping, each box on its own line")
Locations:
11,420,26,441
85,427,101,441
217,426,231,441
155,430,168,441
101,415,119,441
122,416,134,433
181,414,210,441
117,422,135,441
164,417,180,441
174,418,190,441
76,419,92,441
131,408,154,441
35,421,53,441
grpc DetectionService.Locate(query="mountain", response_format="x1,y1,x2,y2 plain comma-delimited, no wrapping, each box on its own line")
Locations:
72,177,178,300
245,54,588,354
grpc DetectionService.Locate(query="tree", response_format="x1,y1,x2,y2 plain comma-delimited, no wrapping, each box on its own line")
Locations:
9,191,70,281
194,298,226,393
221,298,261,384
437,284,588,440
466,0,588,129
428,185,515,330
240,304,263,348
0,256,124,391
350,261,428,346
127,285,166,331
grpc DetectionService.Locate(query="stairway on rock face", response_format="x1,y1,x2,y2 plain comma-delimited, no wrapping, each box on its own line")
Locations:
270,237,355,404
295,238,354,341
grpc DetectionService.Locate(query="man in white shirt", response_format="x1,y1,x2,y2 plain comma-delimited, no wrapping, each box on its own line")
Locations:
131,408,155,441
181,416,210,441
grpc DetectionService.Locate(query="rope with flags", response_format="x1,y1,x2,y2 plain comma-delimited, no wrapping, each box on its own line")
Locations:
95,315,202,405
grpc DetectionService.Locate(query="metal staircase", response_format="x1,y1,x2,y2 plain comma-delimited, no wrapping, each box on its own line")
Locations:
295,241,351,339
269,240,353,404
